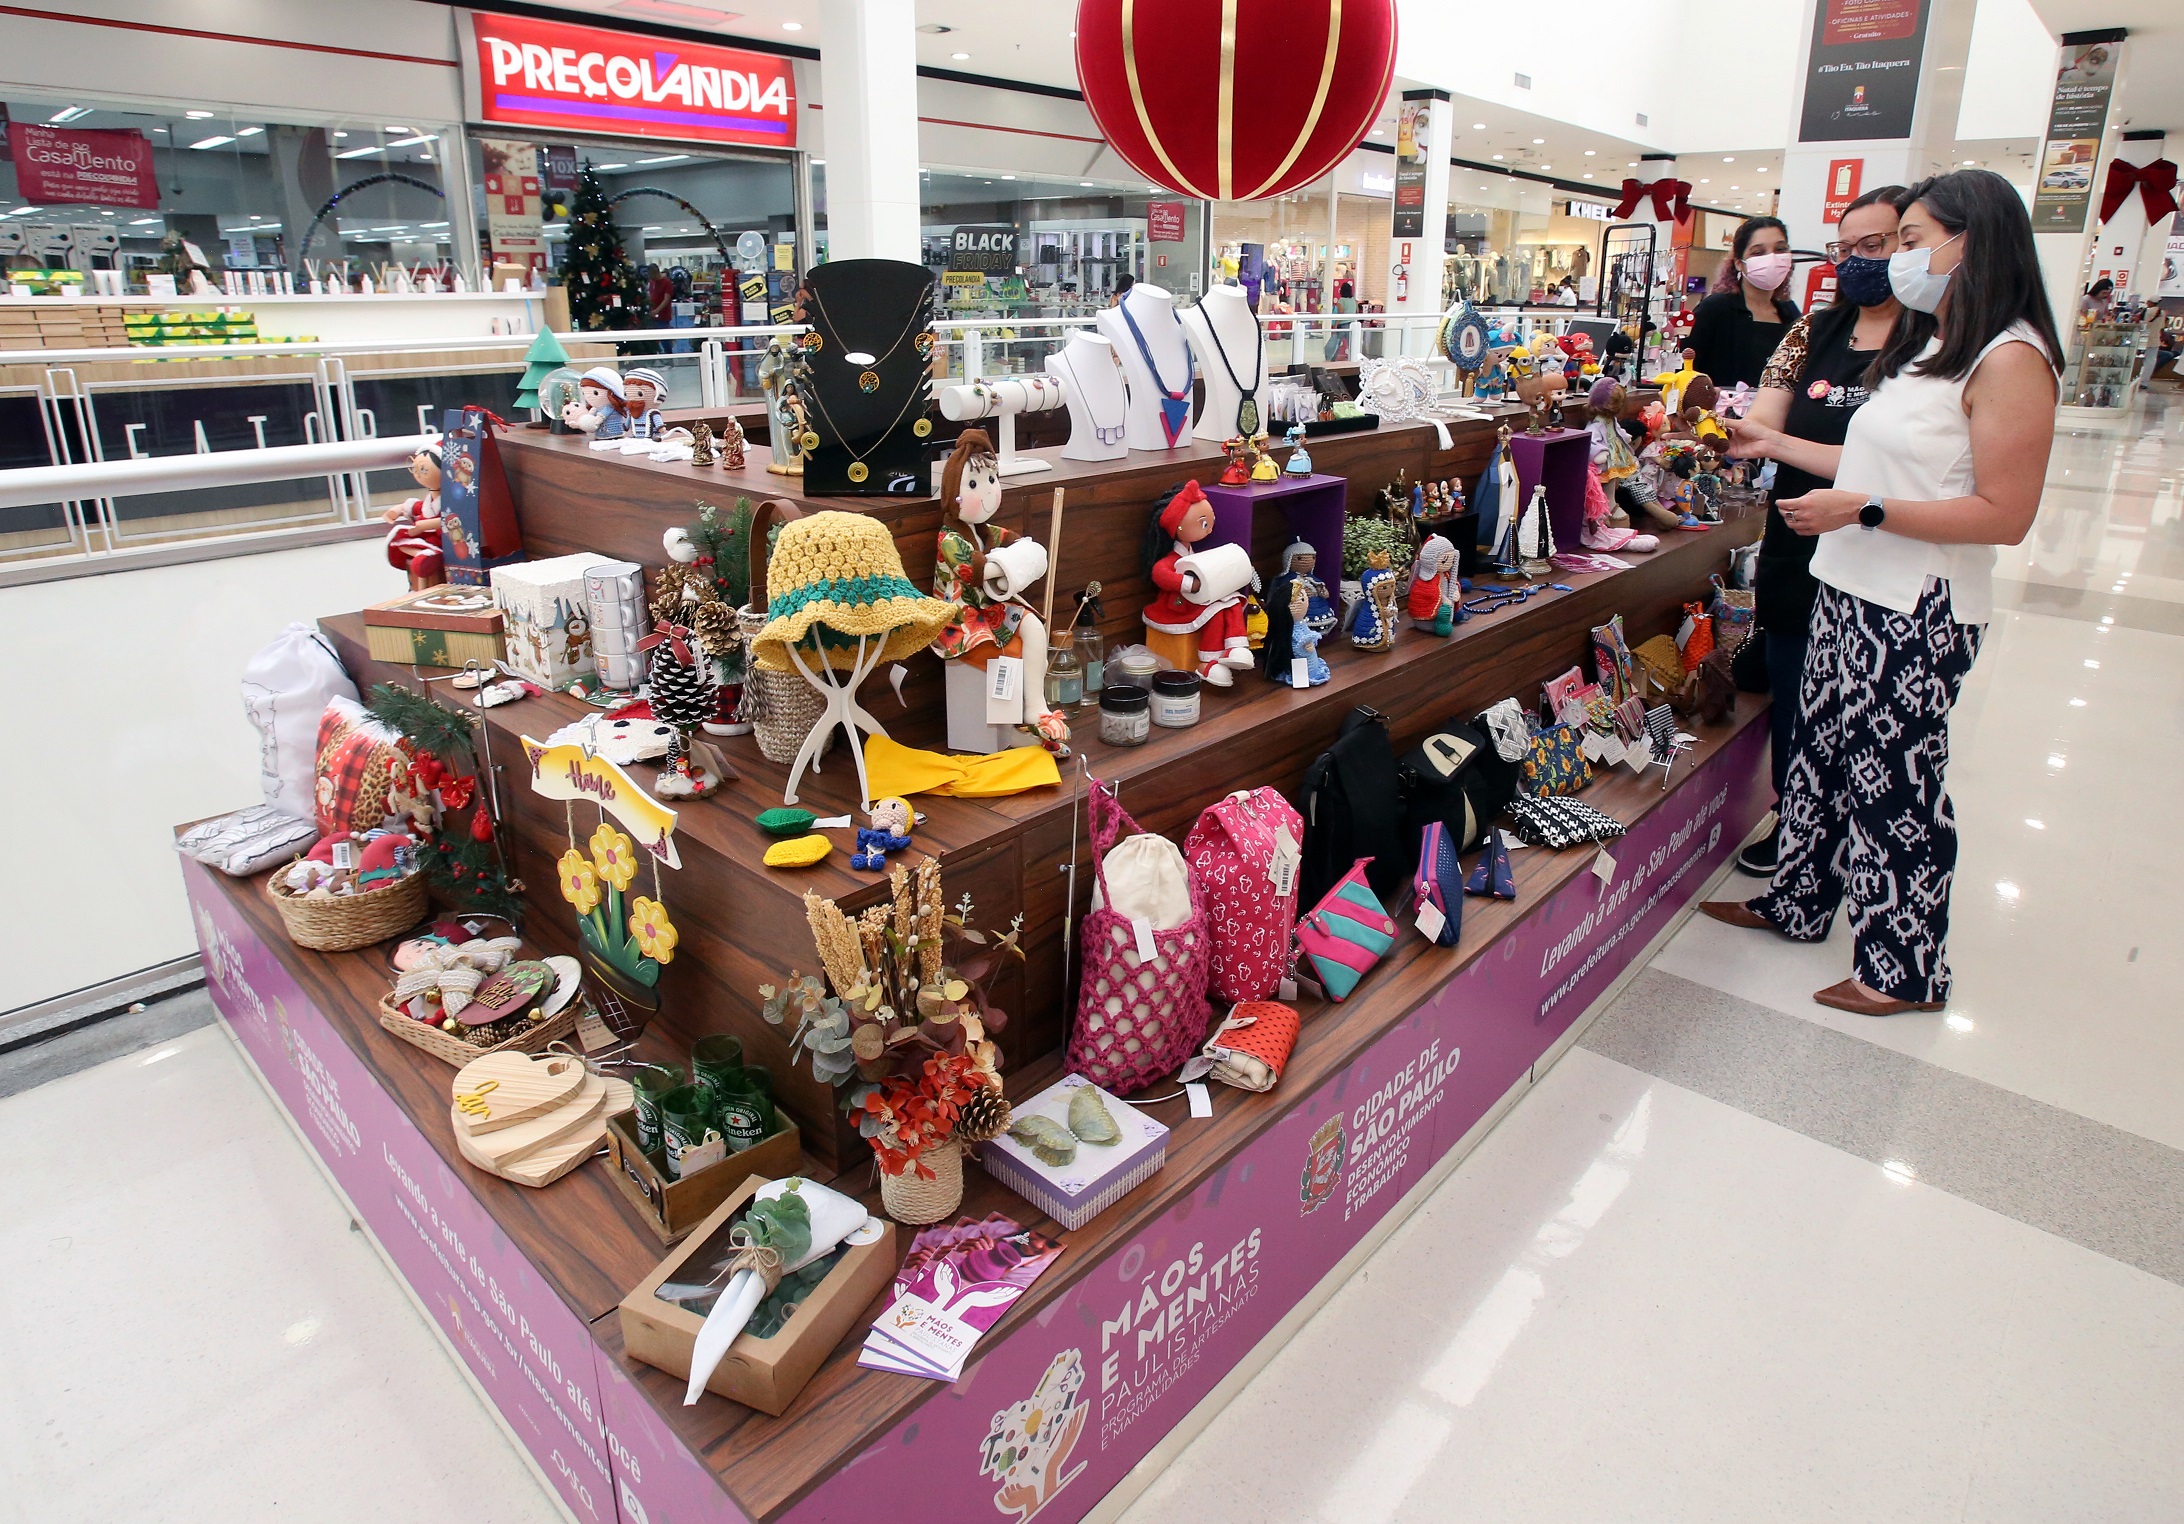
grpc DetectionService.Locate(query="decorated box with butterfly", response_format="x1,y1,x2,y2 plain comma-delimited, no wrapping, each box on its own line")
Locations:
978,1073,1168,1230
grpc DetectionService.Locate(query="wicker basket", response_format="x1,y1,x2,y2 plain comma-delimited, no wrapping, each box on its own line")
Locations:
738,497,832,766
265,870,429,953
376,989,581,1068
878,1137,965,1225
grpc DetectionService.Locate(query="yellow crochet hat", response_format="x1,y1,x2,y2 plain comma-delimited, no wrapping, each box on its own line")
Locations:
751,511,961,672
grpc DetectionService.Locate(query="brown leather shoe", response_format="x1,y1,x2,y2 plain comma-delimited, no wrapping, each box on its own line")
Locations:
1700,900,1776,931
1812,978,1944,1016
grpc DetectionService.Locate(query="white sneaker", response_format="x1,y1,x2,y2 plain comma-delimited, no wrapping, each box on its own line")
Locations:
1200,661,1234,688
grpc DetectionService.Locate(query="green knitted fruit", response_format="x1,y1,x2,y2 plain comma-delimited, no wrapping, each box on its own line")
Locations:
756,807,818,837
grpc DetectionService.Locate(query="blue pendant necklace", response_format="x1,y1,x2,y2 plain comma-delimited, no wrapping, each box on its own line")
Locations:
1117,294,1194,447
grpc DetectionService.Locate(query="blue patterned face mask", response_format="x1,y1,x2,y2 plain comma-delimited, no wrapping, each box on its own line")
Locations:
1834,252,1894,308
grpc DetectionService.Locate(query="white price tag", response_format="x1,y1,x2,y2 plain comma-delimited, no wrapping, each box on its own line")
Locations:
985,656,1023,725
1291,657,1310,687
1580,730,1608,763
1131,915,1158,964
812,815,853,829
331,839,354,870
1599,732,1629,766
1186,1082,1214,1118
1415,899,1447,943
1623,736,1655,774
1592,849,1616,887
1269,824,1301,898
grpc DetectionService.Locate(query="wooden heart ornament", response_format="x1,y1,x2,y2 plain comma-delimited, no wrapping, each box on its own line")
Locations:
455,960,554,1027
451,1050,586,1134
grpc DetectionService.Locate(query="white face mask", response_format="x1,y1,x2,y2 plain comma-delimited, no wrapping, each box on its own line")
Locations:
1888,231,1962,313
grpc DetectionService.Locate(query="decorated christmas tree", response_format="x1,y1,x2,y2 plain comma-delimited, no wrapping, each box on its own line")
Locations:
561,164,643,333
513,328,572,412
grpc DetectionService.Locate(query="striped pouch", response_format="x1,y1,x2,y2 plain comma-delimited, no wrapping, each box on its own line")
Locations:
1296,858,1398,1002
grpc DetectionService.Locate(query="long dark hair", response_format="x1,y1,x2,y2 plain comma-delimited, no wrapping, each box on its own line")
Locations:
1869,169,2063,386
1711,216,1789,293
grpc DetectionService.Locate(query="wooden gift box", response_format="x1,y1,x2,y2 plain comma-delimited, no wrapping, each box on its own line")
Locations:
618,1175,896,1415
363,586,506,669
605,1104,803,1244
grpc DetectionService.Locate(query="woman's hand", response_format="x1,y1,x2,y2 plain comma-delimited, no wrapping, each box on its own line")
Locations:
1778,489,1863,535
1723,415,1781,460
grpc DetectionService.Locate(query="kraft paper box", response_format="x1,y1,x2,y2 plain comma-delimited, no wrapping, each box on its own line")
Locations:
492,552,614,689
979,1074,1168,1230
618,1176,896,1415
604,1105,802,1245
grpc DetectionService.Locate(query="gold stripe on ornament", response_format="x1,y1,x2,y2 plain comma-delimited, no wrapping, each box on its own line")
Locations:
1217,0,1239,199
1121,0,1211,199
1246,0,1343,198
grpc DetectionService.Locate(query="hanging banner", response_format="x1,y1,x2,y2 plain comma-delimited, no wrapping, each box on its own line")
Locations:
5,123,159,209
2030,37,2123,233
1797,0,1932,143
1391,99,1428,239
2161,229,2184,300
479,138,546,279
461,10,797,149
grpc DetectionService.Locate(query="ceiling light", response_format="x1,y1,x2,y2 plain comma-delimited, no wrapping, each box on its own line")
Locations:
1699,178,1710,183
386,134,435,148
185,110,215,120
1583,173,1593,179
1532,138,1545,145
129,216,161,226
248,213,261,220
334,145,382,159
1881,1160,1917,1185
1472,122,1486,130
2068,698,2086,708
781,19,801,28
1627,161,1637,167
1080,180,1093,186
595,162,629,170
1757,166,1770,173
47,106,90,124
951,51,970,60
332,131,348,139
2025,818,2046,830
421,220,449,228
643,225,662,231
189,135,236,150
635,154,687,164
1731,185,1740,190
1584,149,1596,156
237,126,263,136
1001,174,1016,180
1962,159,1977,167
1723,156,1735,163
1492,153,1504,160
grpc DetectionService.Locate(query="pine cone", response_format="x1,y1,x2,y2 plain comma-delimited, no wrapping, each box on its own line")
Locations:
647,647,714,730
953,1079,1012,1145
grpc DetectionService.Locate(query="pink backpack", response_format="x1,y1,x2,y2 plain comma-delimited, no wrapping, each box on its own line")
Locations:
1183,787,1305,1003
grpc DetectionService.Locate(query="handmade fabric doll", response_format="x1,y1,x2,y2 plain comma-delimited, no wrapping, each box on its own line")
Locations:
1406,534,1458,635
1350,549,1397,651
1142,480,1255,687
851,796,914,870
1283,423,1313,476
1218,437,1252,485
1582,467,1660,553
622,367,668,439
931,430,1023,663
1281,578,1330,686
382,446,445,589
1261,539,1338,682
563,366,630,441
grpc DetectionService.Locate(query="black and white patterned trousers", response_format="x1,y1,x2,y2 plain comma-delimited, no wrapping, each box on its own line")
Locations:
1752,581,1983,1003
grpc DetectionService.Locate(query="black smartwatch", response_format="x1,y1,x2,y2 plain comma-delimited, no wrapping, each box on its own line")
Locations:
1858,494,1887,529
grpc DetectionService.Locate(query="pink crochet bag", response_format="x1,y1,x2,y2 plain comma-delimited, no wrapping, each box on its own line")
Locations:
1068,779,1214,1094
1183,787,1304,1002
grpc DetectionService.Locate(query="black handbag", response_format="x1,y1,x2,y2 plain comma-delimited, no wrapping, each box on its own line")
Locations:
1398,720,1520,854
1298,707,1409,909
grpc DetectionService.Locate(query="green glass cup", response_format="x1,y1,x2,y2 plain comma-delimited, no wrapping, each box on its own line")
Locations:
715,1066,775,1153
625,1063,683,1156
659,1084,724,1179
690,1034,746,1098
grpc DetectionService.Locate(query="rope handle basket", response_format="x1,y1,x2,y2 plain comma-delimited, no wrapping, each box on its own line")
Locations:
265,868,428,953
736,496,831,765
376,988,580,1068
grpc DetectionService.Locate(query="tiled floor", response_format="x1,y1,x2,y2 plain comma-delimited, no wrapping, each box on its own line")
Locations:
3,400,2180,1522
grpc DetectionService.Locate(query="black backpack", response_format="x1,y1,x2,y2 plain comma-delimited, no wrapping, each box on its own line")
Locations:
1398,719,1521,855
1297,706,1410,909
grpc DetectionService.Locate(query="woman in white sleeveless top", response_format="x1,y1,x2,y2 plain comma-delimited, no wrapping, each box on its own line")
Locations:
1702,170,2063,1016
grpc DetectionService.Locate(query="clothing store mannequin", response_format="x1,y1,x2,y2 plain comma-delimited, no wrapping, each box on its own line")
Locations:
1180,285,1268,444
1046,332,1131,462
1096,284,1196,450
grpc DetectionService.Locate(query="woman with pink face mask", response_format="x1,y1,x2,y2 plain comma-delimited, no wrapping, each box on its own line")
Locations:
1687,216,1801,390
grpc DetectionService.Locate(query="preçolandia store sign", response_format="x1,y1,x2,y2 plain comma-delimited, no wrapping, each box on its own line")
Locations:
459,10,797,149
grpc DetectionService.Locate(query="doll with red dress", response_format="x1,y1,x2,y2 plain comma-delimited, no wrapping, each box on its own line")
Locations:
382,446,446,589
1141,480,1256,688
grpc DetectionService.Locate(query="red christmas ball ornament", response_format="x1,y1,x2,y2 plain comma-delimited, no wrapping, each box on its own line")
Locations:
470,808,496,844
1074,0,1397,202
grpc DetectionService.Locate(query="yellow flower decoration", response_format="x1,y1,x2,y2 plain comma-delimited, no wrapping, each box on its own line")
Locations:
589,823,638,892
557,849,600,916
629,896,679,964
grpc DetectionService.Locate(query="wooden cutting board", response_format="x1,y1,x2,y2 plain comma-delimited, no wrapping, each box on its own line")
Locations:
455,1076,634,1188
453,1073,607,1170
451,1050,586,1135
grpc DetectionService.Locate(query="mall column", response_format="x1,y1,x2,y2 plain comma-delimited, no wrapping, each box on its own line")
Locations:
816,0,921,262
1386,88,1449,355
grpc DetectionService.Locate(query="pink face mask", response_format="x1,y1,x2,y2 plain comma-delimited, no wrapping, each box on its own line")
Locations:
1742,252,1793,292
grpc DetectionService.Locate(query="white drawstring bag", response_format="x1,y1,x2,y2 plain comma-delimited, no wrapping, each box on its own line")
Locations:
241,622,357,820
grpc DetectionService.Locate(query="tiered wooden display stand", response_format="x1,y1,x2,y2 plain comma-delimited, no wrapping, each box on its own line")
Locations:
183,404,1769,1524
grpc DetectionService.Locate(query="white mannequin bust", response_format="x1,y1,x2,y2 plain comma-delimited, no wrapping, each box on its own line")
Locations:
1179,285,1267,443
1095,285,1196,450
1045,332,1130,462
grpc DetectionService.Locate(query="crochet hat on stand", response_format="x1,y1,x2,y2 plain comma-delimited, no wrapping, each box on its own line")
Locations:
750,510,962,672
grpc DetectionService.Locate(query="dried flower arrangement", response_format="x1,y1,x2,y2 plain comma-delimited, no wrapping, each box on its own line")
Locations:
761,858,1022,1180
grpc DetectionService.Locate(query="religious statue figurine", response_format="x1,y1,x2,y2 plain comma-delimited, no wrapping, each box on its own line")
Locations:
1261,538,1337,684
1248,435,1280,483
687,420,717,467
1516,483,1556,575
1218,436,1252,486
1142,480,1256,687
1283,423,1313,476
382,445,445,589
718,415,747,470
622,367,668,439
562,366,630,442
759,338,807,475
1349,549,1397,652
1407,534,1459,636
1282,579,1330,686
850,796,914,871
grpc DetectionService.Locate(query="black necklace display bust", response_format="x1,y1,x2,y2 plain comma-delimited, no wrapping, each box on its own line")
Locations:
794,258,937,497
